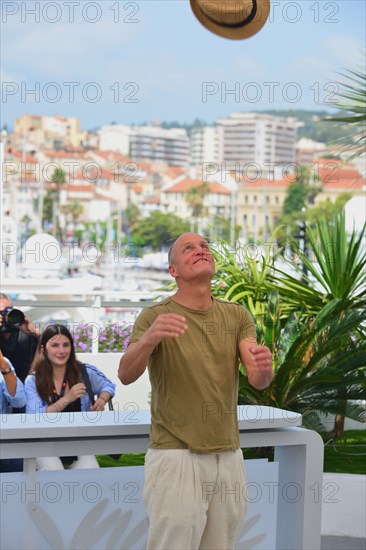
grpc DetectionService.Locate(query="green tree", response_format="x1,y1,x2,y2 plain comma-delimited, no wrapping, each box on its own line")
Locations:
306,193,352,227
123,203,141,233
42,191,54,226
282,182,309,215
185,183,209,231
278,165,322,251
134,211,190,249
60,201,84,228
282,165,321,216
47,167,67,238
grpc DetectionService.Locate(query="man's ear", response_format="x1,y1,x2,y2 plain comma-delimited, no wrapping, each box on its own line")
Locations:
168,264,177,277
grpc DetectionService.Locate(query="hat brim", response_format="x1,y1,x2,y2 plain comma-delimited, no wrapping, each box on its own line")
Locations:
190,0,271,40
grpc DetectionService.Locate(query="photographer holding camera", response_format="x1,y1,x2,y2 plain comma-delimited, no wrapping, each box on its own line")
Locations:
0,293,40,384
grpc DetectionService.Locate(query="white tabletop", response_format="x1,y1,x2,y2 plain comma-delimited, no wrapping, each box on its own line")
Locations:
0,406,301,440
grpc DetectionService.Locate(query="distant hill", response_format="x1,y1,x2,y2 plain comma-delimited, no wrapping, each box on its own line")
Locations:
255,109,348,144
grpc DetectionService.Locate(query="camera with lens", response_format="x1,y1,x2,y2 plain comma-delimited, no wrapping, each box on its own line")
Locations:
0,307,25,332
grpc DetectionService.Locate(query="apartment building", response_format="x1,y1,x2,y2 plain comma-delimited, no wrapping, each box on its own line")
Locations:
190,126,220,166
14,114,83,149
217,112,298,170
190,113,299,177
99,125,190,167
2,149,39,229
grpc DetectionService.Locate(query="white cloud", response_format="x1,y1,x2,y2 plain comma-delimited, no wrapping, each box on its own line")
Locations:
2,17,140,81
321,35,364,70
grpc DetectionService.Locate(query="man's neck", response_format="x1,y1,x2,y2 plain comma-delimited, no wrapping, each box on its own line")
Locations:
172,286,213,311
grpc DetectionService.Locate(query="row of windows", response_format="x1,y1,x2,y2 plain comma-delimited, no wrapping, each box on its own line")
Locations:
243,214,280,226
243,195,280,205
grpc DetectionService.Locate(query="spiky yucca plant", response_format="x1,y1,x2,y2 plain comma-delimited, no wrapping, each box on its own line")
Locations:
271,211,366,319
238,293,366,433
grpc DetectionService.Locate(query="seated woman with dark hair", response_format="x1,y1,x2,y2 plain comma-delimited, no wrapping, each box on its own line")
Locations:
25,324,115,471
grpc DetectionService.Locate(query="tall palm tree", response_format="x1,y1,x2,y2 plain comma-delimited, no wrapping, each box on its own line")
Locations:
184,183,209,231
50,167,66,239
60,201,84,231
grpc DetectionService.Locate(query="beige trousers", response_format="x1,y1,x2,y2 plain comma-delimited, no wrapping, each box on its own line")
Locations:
143,448,247,550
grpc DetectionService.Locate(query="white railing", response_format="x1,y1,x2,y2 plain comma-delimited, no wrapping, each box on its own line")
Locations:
9,292,155,353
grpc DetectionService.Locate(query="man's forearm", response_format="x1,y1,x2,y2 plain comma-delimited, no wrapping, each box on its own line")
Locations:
248,369,274,390
118,339,155,385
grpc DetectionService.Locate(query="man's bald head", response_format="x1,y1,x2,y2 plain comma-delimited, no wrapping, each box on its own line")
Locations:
168,233,202,265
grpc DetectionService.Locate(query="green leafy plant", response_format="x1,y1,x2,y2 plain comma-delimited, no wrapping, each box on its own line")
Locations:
238,294,365,432
272,211,366,318
324,57,366,159
211,211,366,435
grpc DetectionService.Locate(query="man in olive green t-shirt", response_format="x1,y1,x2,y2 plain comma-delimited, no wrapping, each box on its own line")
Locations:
119,233,273,550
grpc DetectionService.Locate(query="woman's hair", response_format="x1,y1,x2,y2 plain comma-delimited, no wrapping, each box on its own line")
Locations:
30,324,81,404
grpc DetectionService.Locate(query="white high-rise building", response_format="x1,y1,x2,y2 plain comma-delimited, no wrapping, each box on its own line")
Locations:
99,125,189,167
190,113,299,176
216,112,298,170
190,126,221,166
99,125,131,156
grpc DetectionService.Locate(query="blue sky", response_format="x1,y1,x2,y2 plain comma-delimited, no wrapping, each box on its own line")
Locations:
1,0,365,131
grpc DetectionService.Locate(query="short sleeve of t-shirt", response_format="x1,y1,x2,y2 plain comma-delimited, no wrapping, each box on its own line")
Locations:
129,307,158,344
237,305,257,342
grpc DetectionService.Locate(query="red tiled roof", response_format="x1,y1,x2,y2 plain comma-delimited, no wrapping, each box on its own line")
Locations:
323,179,365,190
207,182,231,194
63,184,94,192
43,151,88,160
134,161,155,173
312,158,362,181
165,177,205,193
72,168,115,181
319,168,362,183
143,196,160,204
7,150,37,163
90,150,131,163
165,177,231,195
163,166,186,178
